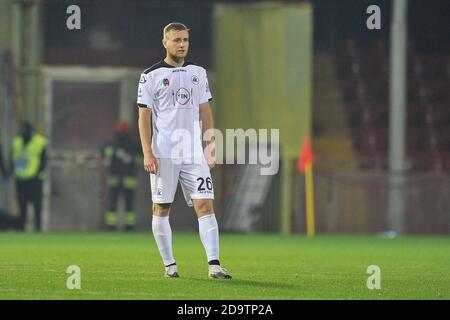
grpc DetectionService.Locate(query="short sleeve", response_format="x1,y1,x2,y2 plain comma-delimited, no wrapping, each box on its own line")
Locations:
137,73,153,108
199,68,212,104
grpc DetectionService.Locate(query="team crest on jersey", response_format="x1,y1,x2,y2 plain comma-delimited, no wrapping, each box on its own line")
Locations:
191,75,199,85
162,78,170,87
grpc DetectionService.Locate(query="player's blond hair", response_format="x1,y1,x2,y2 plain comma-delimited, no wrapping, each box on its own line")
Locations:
163,22,189,39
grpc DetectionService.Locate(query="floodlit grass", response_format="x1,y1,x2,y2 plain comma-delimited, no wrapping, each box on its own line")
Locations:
0,233,449,299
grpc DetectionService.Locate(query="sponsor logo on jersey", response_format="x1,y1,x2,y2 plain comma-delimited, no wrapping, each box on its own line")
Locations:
139,75,146,84
191,75,199,85
163,78,170,87
176,88,191,105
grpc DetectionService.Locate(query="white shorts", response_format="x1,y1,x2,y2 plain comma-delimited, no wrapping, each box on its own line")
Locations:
150,158,214,207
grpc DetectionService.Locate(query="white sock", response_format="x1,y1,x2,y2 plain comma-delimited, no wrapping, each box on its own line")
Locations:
198,213,220,262
152,215,176,266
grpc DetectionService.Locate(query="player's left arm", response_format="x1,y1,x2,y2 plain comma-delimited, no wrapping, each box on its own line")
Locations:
199,102,216,169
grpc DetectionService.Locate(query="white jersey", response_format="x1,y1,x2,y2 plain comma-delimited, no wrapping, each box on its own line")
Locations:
137,60,212,161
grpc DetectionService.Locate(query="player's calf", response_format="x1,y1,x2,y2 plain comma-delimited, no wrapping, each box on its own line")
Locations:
193,199,214,217
153,203,171,216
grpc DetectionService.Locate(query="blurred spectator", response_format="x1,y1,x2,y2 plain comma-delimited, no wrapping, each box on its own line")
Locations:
100,121,141,231
0,144,7,177
10,121,47,231
0,144,15,230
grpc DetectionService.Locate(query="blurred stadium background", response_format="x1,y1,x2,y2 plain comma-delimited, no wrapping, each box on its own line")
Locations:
0,0,449,236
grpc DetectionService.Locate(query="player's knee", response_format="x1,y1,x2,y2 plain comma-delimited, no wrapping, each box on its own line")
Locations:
193,199,214,216
152,203,171,216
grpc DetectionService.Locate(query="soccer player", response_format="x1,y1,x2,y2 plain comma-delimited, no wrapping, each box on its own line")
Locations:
137,22,231,279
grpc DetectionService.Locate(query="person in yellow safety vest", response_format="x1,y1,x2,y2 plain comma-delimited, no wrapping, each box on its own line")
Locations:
10,121,47,231
101,121,141,231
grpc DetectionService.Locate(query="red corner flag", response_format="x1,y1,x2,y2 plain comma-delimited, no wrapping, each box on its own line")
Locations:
297,138,314,173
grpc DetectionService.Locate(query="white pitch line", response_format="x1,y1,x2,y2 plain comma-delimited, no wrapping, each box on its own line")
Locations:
0,288,291,299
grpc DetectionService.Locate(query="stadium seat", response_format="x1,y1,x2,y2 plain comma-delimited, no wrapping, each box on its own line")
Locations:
337,38,450,172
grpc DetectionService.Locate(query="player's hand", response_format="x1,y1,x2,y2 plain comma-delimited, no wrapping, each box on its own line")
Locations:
144,152,158,174
204,141,216,169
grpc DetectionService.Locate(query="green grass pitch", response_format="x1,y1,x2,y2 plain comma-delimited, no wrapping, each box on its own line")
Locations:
0,233,449,299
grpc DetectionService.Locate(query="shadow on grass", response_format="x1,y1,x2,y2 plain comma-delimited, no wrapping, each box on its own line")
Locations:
187,277,301,291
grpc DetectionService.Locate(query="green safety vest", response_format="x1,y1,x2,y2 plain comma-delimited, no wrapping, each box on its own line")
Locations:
12,133,47,180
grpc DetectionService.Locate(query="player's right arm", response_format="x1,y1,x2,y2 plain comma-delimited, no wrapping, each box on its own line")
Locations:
138,108,158,174
137,72,158,174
